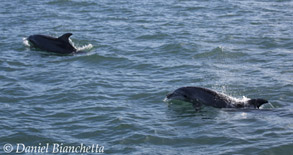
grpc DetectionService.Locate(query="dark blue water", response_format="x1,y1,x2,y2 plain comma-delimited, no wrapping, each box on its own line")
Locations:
0,0,292,154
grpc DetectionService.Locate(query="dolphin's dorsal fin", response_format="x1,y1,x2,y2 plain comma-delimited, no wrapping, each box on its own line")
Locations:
58,33,72,42
248,98,268,109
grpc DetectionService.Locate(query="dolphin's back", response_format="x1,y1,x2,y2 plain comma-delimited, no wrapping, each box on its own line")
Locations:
28,35,58,50
183,87,234,108
167,86,268,109
28,34,76,54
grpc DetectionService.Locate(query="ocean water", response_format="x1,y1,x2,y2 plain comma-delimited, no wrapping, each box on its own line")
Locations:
0,0,292,154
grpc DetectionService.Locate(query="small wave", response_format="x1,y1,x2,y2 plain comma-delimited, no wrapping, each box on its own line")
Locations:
193,46,247,59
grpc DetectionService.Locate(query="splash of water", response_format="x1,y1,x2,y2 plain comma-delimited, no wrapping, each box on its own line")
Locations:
233,96,250,103
69,38,93,52
22,37,30,47
163,97,169,102
77,43,93,51
267,102,275,108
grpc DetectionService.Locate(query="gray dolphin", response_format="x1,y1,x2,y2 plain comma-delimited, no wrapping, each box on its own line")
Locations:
165,86,268,110
28,33,76,54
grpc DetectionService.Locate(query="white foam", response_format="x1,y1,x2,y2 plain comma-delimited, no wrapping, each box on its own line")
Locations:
69,38,93,52
77,43,93,51
217,90,250,103
22,37,30,47
229,96,251,107
163,97,169,102
234,96,250,103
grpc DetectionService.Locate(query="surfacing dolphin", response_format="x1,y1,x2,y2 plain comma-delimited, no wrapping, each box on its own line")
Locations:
28,33,76,54
165,86,268,110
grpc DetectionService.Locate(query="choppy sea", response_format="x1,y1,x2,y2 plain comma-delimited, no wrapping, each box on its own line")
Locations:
0,0,292,154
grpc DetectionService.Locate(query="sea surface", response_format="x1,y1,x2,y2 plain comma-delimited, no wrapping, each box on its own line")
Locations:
0,0,292,154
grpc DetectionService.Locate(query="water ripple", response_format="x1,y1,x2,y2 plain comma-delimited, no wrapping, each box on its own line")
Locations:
0,0,292,154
